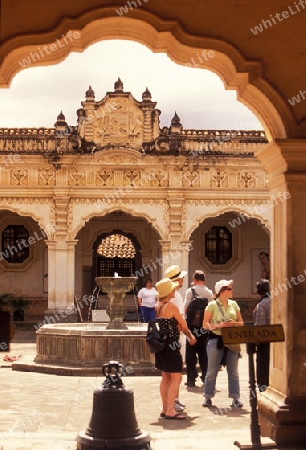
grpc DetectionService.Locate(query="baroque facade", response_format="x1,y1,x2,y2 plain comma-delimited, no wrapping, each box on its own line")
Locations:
0,78,270,317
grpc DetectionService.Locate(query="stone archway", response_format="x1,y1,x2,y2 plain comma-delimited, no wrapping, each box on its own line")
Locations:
0,13,295,140
188,210,270,318
1,7,306,446
0,210,49,317
74,209,163,298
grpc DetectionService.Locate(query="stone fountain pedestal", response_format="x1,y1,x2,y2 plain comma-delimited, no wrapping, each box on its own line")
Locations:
13,277,156,376
95,276,137,330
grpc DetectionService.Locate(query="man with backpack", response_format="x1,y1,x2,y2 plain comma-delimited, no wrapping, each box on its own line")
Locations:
184,270,214,387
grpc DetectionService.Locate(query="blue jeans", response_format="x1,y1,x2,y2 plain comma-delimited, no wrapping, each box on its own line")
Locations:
141,306,156,323
203,337,240,400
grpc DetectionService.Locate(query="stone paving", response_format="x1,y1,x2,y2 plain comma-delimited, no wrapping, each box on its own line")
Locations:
0,330,297,450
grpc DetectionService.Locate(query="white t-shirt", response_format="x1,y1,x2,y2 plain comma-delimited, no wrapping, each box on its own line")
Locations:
184,284,214,312
138,287,157,308
170,289,184,315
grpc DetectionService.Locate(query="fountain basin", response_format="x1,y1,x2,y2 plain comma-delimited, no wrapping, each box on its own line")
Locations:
13,278,156,376
14,322,155,376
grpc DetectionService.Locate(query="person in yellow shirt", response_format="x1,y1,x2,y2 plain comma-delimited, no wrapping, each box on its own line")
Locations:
202,279,244,408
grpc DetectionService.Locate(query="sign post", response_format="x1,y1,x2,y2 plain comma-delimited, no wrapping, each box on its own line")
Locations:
222,324,285,450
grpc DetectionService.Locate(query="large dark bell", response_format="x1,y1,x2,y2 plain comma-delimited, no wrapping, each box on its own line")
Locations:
77,385,150,449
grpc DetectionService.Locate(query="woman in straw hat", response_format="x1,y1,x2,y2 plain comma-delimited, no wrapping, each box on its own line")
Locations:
155,277,197,420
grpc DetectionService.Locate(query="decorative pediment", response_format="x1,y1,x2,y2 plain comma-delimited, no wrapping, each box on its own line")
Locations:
77,79,160,150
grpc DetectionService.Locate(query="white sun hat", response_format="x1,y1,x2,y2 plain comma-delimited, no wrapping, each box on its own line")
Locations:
215,279,233,296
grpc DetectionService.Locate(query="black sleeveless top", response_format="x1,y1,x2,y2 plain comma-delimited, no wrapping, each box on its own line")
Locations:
157,303,180,341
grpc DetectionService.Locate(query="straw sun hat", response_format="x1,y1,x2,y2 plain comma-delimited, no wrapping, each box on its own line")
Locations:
155,278,178,299
165,265,187,281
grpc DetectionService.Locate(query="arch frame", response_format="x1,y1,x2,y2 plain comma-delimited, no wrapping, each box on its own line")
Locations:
184,201,272,241
0,9,297,140
0,203,55,239
69,200,167,242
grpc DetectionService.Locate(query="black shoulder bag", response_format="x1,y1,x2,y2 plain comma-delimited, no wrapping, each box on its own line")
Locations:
146,304,168,354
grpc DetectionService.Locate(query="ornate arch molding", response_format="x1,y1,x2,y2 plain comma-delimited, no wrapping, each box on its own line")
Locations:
0,203,54,238
93,148,143,164
70,202,166,241
186,204,271,240
0,9,295,140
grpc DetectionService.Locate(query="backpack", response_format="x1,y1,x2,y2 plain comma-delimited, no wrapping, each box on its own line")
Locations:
186,288,208,329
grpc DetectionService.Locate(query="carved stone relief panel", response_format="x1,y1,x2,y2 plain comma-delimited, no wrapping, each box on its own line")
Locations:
183,171,200,187
68,170,86,186
92,98,144,149
38,169,56,185
211,171,229,188
98,155,140,165
141,171,155,186
123,170,141,187
149,170,169,187
96,170,114,186
11,169,28,185
238,171,256,188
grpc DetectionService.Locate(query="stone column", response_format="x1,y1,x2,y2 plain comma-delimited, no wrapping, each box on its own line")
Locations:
44,238,78,323
180,240,193,293
256,140,306,446
158,240,171,277
158,239,192,295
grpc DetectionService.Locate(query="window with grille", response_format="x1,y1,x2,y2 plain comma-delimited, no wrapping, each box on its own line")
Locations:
1,225,30,263
97,257,135,277
205,226,232,264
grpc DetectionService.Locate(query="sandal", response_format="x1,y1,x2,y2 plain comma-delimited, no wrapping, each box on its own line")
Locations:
160,413,166,418
3,355,22,362
165,413,186,420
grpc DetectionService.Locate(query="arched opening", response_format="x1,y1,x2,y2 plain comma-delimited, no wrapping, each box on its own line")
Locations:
0,15,295,140
75,210,162,307
188,210,270,323
0,210,48,319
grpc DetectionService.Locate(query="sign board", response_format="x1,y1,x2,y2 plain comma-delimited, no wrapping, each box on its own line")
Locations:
222,324,285,345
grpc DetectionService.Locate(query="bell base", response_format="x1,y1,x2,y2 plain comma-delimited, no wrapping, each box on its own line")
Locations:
77,430,151,449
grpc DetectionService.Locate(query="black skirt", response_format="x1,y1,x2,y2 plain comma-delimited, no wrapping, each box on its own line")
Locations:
155,338,183,373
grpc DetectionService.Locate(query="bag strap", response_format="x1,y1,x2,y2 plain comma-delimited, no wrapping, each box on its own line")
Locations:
191,287,199,299
216,300,226,320
156,302,168,318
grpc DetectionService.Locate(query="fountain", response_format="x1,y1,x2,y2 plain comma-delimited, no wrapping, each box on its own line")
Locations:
95,276,137,330
14,277,156,375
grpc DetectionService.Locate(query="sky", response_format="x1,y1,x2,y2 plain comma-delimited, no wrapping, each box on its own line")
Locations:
0,40,263,131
